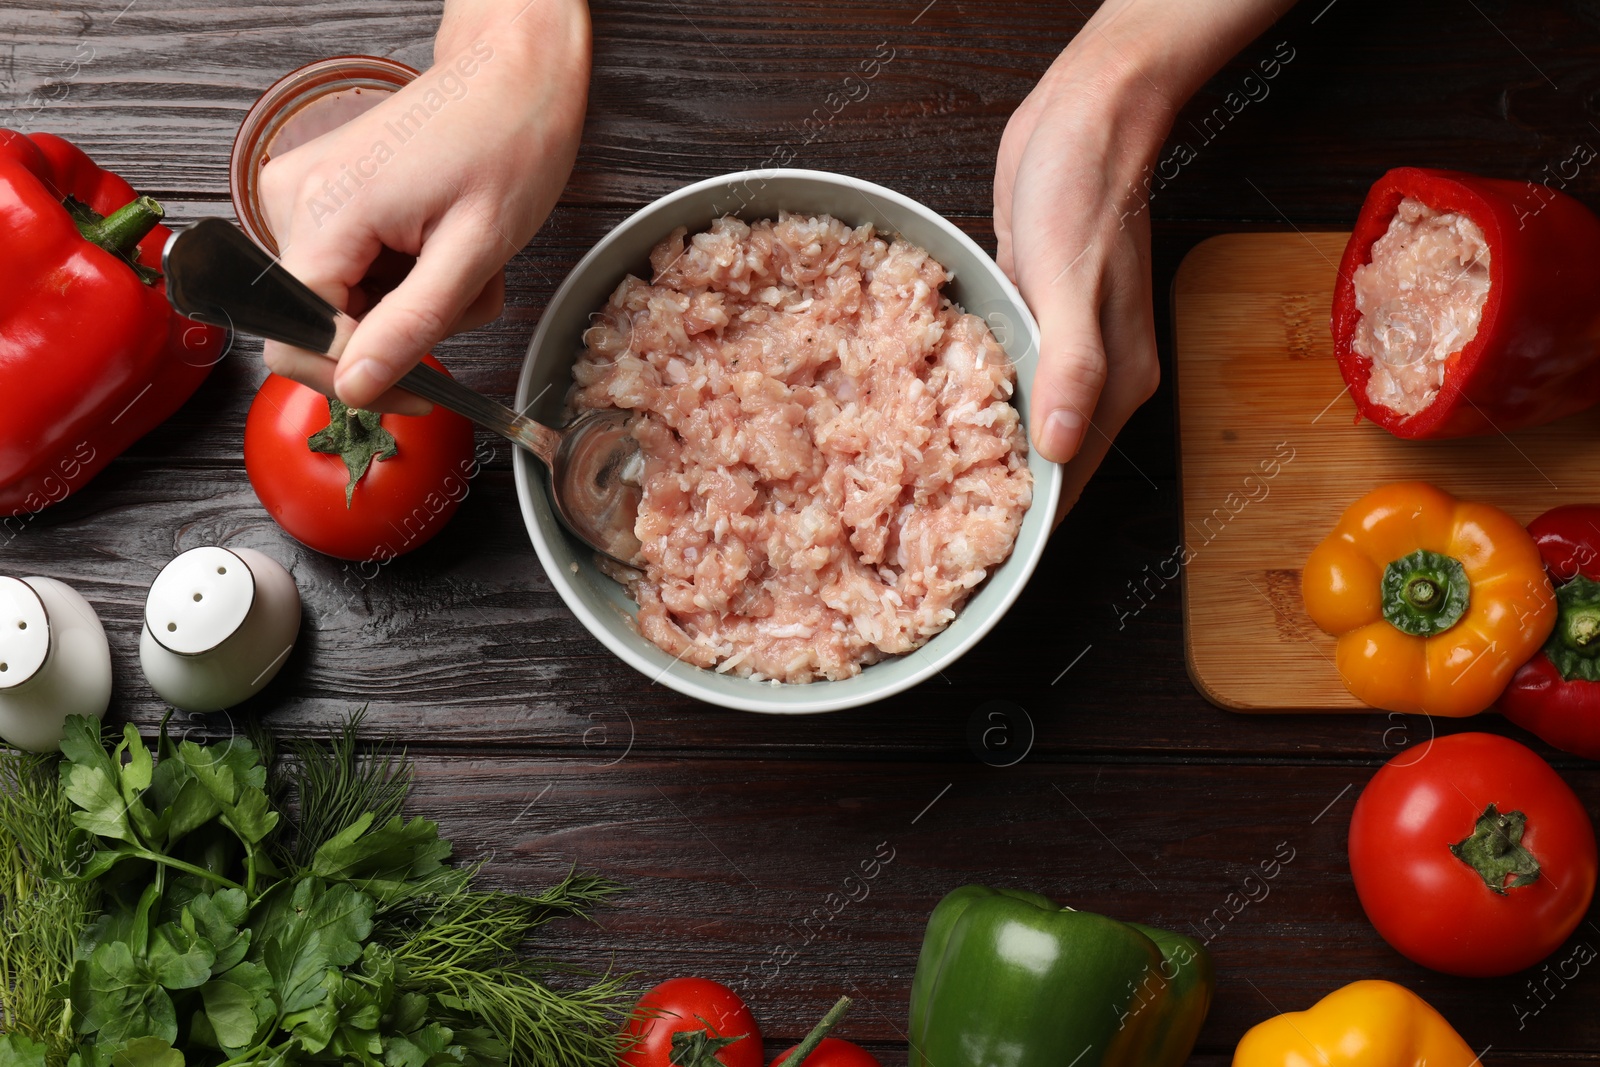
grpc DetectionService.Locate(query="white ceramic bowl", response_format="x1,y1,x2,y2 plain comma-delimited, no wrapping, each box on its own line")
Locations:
514,169,1061,713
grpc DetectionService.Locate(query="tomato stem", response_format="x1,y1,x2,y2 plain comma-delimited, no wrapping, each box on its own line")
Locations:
783,997,852,1066
1449,803,1540,895
307,396,399,507
667,1022,747,1067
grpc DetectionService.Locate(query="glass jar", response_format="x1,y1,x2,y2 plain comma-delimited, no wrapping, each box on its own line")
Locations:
230,55,418,254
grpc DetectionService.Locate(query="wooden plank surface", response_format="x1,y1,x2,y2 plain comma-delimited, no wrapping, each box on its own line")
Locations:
5,0,1600,218
1174,231,1600,711
7,0,1600,1062
415,754,1600,1056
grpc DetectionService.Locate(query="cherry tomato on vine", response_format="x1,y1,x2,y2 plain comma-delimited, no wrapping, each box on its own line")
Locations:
771,1036,882,1067
244,354,476,562
619,977,762,1067
1348,732,1597,976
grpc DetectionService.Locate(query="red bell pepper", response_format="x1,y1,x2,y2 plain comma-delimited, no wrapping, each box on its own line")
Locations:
1331,167,1600,439
0,129,225,517
1501,504,1600,759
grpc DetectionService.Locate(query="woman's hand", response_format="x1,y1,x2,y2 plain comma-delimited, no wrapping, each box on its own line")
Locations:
995,57,1166,522
996,0,1292,522
259,0,590,412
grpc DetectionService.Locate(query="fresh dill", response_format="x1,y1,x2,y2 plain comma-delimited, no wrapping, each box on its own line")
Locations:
0,714,633,1067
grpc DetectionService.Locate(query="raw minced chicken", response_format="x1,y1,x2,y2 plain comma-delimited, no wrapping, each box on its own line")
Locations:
1352,197,1492,417
566,213,1033,683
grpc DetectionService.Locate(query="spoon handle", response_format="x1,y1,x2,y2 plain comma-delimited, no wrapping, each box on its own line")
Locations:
162,218,560,465
392,359,560,465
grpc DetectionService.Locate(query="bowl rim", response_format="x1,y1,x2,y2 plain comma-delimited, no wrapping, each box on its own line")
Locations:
513,168,1062,713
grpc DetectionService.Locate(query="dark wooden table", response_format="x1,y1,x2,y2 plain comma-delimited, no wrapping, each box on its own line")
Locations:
7,1,1600,1061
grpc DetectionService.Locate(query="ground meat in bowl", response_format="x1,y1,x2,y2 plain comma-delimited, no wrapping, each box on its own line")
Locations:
566,213,1033,683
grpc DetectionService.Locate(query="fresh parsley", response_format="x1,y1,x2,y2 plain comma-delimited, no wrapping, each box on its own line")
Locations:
0,713,631,1067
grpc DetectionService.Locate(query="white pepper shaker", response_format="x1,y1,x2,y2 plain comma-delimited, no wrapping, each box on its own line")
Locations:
0,576,112,752
139,546,301,712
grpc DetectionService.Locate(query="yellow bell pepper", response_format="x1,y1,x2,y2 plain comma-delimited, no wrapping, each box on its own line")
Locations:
1302,481,1555,716
1234,980,1478,1067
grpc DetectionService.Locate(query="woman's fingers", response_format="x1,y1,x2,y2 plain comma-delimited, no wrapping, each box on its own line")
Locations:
1020,240,1112,465
1053,267,1160,523
333,214,502,408
451,267,507,334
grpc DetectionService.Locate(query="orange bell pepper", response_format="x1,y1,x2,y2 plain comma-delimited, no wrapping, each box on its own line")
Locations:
1302,482,1554,717
1233,980,1478,1067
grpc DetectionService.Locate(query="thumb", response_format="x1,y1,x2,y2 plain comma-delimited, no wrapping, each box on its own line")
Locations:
1025,264,1108,464
333,215,502,408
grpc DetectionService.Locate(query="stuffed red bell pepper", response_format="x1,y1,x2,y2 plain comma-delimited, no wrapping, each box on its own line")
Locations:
1331,167,1600,439
1501,505,1600,758
0,129,225,517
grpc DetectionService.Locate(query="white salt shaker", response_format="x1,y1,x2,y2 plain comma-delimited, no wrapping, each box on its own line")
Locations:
0,576,112,752
139,546,301,712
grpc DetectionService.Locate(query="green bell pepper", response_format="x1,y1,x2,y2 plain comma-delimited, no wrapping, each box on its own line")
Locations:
908,885,1213,1067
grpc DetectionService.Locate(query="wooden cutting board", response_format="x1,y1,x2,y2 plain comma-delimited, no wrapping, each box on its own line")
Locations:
1174,231,1600,712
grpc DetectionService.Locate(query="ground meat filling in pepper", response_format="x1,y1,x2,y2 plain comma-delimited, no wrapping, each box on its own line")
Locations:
1351,197,1492,417
566,214,1033,684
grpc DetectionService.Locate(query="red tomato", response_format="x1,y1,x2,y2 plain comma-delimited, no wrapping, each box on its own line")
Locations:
619,978,762,1067
771,1037,881,1067
244,355,476,561
1348,732,1597,976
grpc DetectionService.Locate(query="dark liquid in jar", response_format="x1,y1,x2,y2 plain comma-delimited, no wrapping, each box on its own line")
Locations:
262,86,390,164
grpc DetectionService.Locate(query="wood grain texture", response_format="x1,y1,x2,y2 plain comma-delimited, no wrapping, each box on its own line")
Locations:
1174,231,1600,711
7,1,1600,218
403,752,1600,1056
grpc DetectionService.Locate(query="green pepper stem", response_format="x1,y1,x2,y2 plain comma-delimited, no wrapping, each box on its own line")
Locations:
76,195,165,257
1405,577,1441,611
1381,549,1470,637
1566,607,1600,649
1546,576,1600,680
783,997,852,1066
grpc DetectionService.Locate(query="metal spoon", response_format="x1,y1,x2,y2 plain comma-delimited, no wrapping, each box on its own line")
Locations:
161,218,643,566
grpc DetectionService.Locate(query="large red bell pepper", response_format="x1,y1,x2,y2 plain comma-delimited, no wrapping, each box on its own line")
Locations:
1501,505,1600,759
1331,167,1600,439
0,129,225,518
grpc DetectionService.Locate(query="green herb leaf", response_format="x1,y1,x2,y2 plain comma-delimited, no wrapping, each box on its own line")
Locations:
108,1037,183,1067
78,941,179,1045
311,814,452,902
60,720,139,847
0,744,100,1066
256,878,375,1014
278,710,412,869
383,1023,464,1067
146,924,215,990
199,962,274,1050
0,1035,50,1067
184,889,251,974
73,846,136,883
177,737,278,847
149,770,221,851
120,726,154,797
284,970,387,1063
